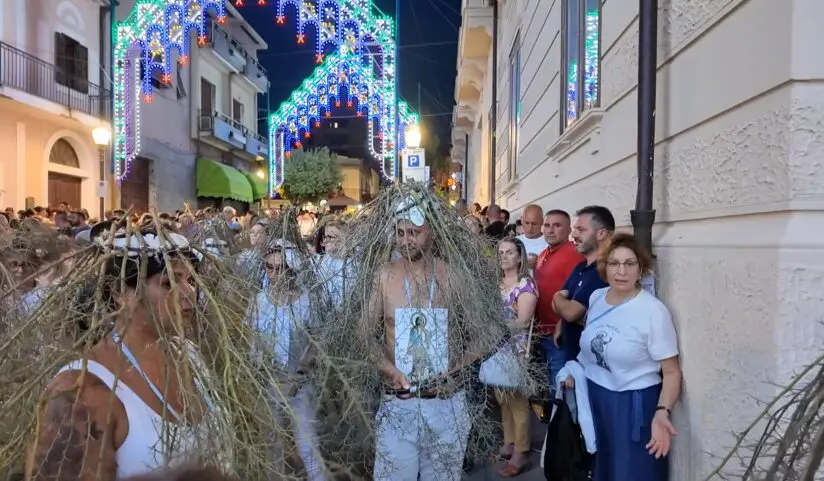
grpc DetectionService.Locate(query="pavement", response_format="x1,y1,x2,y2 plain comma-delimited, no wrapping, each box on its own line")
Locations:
463,410,547,481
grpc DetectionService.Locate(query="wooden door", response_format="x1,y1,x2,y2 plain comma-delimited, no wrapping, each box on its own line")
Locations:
120,156,150,214
48,172,81,209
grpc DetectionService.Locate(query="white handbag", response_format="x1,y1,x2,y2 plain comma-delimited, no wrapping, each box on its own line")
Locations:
479,319,534,389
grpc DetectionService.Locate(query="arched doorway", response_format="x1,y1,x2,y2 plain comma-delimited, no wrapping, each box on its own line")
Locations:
48,139,82,209
120,156,150,214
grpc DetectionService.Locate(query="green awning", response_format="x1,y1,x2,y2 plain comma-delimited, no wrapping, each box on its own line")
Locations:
196,158,253,203
242,170,269,200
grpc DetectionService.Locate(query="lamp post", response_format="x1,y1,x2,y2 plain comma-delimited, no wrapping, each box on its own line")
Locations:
92,126,112,221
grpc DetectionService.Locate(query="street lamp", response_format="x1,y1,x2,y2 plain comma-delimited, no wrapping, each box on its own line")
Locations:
405,124,422,149
92,126,111,221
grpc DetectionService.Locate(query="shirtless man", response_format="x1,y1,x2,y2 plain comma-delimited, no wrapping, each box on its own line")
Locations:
360,196,475,481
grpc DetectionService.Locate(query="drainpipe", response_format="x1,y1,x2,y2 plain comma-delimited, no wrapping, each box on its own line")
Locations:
631,0,657,254
108,1,116,178
488,0,498,205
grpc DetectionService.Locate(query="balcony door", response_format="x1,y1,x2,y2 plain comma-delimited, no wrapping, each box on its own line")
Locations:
201,78,215,115
120,157,151,214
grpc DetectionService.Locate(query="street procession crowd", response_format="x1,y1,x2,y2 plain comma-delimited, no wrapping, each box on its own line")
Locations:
0,184,682,481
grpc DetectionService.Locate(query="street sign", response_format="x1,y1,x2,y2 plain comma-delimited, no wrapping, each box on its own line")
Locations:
404,148,425,169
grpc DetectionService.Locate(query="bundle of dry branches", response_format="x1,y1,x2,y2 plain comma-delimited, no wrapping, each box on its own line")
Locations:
706,350,824,481
0,187,544,481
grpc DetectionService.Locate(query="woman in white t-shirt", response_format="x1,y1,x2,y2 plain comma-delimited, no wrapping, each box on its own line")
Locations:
564,233,682,481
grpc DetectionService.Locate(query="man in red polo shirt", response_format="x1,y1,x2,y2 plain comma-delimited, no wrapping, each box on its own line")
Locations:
533,209,584,396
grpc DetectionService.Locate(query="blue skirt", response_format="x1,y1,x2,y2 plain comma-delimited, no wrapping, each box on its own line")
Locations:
587,380,669,481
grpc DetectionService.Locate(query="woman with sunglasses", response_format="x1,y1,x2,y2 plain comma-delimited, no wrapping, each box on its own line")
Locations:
249,246,325,480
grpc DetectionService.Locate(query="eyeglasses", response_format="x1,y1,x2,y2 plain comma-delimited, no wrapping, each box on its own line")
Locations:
606,260,639,270
323,235,339,241
264,263,278,271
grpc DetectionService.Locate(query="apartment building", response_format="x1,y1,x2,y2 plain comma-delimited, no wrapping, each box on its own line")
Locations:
190,3,270,211
0,0,113,216
453,0,824,478
114,1,269,212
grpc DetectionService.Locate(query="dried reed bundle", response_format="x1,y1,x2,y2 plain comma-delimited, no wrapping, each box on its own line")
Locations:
0,217,279,481
706,350,824,481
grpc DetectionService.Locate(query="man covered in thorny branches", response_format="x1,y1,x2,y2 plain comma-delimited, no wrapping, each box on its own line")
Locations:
359,191,490,481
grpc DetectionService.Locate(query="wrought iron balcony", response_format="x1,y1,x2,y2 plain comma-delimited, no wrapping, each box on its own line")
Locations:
0,41,110,120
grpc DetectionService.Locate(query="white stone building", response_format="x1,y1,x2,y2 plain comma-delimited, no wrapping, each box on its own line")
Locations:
0,0,114,216
452,0,824,477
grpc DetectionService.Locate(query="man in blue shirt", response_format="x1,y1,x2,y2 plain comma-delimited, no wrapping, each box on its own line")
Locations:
553,205,615,362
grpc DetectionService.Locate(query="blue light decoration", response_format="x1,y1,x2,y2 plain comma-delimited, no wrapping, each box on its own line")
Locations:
238,0,419,195
583,10,599,110
267,51,418,197
566,10,599,126
113,0,226,182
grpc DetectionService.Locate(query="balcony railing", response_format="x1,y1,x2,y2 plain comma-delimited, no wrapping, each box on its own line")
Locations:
0,41,111,120
205,19,268,92
199,109,268,157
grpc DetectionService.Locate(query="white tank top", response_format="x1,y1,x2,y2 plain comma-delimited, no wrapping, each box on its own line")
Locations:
56,360,197,479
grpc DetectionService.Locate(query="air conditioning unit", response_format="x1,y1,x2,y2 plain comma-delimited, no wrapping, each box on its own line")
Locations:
199,115,213,131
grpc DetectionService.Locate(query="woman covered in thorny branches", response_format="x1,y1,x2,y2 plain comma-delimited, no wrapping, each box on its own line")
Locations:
24,224,233,480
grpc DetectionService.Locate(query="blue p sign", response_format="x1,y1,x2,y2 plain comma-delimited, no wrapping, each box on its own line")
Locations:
408,154,420,167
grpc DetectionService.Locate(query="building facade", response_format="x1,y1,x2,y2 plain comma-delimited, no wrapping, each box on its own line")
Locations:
453,0,824,477
190,3,269,211
114,1,269,213
0,0,113,216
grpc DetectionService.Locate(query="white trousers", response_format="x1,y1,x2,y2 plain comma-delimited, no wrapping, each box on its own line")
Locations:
269,386,326,481
373,391,470,481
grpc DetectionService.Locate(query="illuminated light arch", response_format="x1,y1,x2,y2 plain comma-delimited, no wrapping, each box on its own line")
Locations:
267,51,418,197
240,0,414,182
113,0,226,182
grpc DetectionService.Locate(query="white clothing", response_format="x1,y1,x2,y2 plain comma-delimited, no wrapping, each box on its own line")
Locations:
268,386,326,481
313,255,354,306
578,287,679,392
248,291,314,370
516,234,548,256
373,392,470,481
249,293,324,480
555,361,597,454
56,360,196,479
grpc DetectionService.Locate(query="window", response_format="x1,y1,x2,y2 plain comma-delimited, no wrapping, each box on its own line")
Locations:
232,99,244,125
561,0,601,130
54,33,89,93
201,78,215,115
176,63,187,99
507,34,521,181
49,139,80,168
139,52,171,90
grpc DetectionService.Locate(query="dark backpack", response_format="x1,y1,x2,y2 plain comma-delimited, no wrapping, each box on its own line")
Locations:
543,398,593,481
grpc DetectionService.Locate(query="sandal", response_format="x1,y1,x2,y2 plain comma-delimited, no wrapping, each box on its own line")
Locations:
498,461,528,478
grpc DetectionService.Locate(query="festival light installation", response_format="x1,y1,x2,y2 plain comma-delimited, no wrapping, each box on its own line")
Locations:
566,10,599,125
113,0,226,182
241,0,419,194
267,51,418,196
